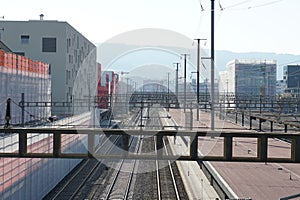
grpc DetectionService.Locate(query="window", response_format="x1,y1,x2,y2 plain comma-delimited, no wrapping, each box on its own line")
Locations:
21,35,29,44
66,70,71,85
42,37,56,52
15,52,25,56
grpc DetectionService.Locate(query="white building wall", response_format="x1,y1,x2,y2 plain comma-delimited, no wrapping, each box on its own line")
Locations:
226,60,236,94
225,59,276,98
218,71,228,95
276,80,285,95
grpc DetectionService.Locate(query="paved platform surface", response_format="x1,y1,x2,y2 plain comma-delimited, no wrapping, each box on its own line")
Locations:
168,108,300,200
170,137,221,200
160,111,220,199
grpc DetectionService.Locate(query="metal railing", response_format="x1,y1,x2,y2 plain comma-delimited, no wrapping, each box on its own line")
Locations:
0,128,300,163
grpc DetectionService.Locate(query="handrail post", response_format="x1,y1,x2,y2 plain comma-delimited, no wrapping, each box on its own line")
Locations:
190,134,198,159
292,136,300,162
224,135,233,161
258,136,268,162
122,134,129,157
157,134,163,159
88,132,95,158
19,131,27,157
53,132,61,158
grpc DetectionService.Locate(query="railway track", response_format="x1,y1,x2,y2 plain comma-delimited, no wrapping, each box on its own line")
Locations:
156,138,180,200
100,137,141,199
44,109,143,200
43,134,121,200
44,106,188,200
76,109,145,200
133,106,187,199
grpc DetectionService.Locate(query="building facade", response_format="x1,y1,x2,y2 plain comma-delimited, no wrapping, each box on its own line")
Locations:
97,66,119,109
223,59,277,99
276,80,285,95
0,20,96,115
0,49,51,125
283,65,300,97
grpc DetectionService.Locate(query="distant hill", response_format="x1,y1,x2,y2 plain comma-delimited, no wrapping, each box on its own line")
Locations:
96,42,300,80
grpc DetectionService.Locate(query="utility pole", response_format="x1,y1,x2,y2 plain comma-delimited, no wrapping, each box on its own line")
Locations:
167,72,170,111
226,79,229,110
182,54,189,112
174,62,180,98
194,39,207,121
126,77,130,113
211,0,215,130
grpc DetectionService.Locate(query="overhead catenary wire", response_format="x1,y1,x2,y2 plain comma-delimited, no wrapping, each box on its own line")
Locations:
198,0,205,11
10,98,36,119
223,0,252,10
218,0,224,10
278,60,300,67
196,0,285,12
283,68,300,78
247,0,284,9
220,0,285,11
0,99,7,107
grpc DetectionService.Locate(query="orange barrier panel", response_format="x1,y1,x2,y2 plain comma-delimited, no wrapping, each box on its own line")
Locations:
29,59,33,72
38,62,42,74
0,50,4,66
12,54,17,69
6,53,12,69
25,57,29,72
44,64,49,75
17,55,23,70
0,50,50,75
21,57,26,71
4,53,8,66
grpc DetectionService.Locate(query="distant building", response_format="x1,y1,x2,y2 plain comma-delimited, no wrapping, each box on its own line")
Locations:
221,59,277,99
283,65,300,97
97,66,119,109
191,78,212,96
179,80,214,104
276,80,285,95
218,71,229,95
0,20,96,115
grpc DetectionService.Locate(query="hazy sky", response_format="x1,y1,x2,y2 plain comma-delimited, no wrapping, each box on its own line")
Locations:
1,0,299,55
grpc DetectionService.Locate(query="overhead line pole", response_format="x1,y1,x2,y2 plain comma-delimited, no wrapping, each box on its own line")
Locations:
167,72,170,111
194,39,207,121
182,54,189,112
174,62,180,99
211,0,215,130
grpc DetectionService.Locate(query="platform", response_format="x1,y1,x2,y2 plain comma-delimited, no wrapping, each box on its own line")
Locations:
168,108,300,200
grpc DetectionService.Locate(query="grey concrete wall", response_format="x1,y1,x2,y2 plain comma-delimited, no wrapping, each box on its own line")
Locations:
0,140,87,200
